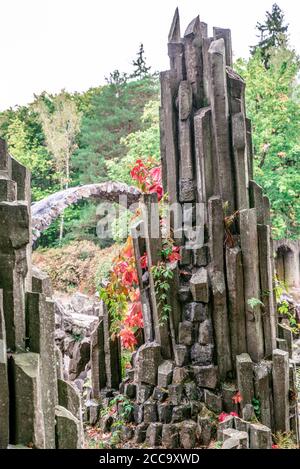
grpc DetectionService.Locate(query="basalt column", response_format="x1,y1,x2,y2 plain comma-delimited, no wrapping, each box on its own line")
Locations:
114,9,299,449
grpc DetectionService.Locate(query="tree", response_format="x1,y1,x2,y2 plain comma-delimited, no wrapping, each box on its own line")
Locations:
235,49,300,240
0,105,59,201
73,77,159,185
107,99,160,184
251,3,289,67
35,91,82,241
131,43,151,79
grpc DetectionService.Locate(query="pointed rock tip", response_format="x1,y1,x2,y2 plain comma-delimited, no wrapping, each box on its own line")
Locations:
184,15,201,38
168,7,181,42
208,38,225,54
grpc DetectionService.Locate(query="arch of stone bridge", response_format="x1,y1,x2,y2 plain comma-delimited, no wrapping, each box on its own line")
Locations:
274,239,300,290
31,182,141,245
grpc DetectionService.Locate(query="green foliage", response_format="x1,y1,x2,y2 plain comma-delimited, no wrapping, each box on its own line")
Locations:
247,297,264,310
235,47,300,239
278,299,299,334
73,77,159,185
107,99,160,184
251,3,289,68
0,105,59,201
131,43,152,79
252,397,261,419
152,264,173,325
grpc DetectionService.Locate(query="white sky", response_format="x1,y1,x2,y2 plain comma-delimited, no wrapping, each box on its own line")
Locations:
0,0,299,111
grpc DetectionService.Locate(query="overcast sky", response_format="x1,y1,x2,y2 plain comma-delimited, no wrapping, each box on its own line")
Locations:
0,0,299,111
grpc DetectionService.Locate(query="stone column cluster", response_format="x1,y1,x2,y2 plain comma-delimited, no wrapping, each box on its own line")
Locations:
106,10,299,449
0,139,83,449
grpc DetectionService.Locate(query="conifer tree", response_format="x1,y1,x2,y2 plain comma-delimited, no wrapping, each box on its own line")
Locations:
251,3,289,67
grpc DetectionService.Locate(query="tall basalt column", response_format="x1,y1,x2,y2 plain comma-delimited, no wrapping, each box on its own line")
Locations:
183,16,203,109
239,209,264,362
213,27,233,67
194,107,216,208
168,8,185,84
231,113,249,211
26,292,57,448
257,225,277,356
0,290,9,449
160,71,178,208
178,81,195,203
208,39,235,210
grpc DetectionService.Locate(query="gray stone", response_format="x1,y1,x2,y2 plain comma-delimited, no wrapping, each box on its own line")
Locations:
178,321,193,346
133,404,144,424
249,423,272,449
172,405,191,423
134,423,149,444
145,422,162,447
10,353,45,448
217,416,234,440
208,39,235,210
137,384,154,404
198,319,213,345
254,362,272,428
26,293,57,448
208,196,224,272
183,382,199,400
239,209,264,362
174,345,188,367
222,428,249,448
221,382,238,414
231,112,249,211
192,365,218,389
226,247,247,366
31,266,53,297
236,354,254,406
178,286,192,303
135,342,161,386
193,246,209,270
69,337,90,380
183,302,208,322
124,383,136,399
194,108,215,208
242,404,255,422
190,269,209,303
91,320,106,398
204,390,222,413
272,349,290,433
143,401,158,423
160,70,178,208
184,16,203,107
0,290,9,449
179,420,197,449
87,400,100,426
157,360,174,388
179,246,192,266
55,405,82,449
213,27,232,66
168,384,183,406
190,343,214,365
57,379,82,422
172,367,189,384
152,387,168,401
222,438,240,449
278,324,293,359
234,417,250,433
157,402,173,423
257,224,277,356
210,269,232,379
198,415,213,446
162,424,179,448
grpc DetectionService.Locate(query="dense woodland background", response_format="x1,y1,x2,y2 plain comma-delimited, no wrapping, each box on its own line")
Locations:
0,4,299,291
